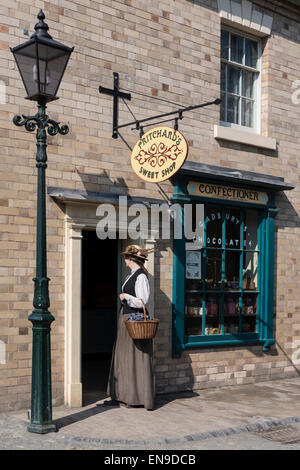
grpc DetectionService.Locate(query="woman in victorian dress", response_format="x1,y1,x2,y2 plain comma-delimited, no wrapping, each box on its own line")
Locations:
104,245,155,410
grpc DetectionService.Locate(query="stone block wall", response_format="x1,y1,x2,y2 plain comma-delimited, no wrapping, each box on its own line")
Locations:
0,0,299,410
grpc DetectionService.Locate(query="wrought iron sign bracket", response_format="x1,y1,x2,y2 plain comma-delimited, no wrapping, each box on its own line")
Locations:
99,72,221,139
99,72,132,139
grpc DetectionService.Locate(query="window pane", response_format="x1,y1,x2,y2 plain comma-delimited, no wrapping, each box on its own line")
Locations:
186,276,203,292
225,209,241,249
224,293,240,334
206,207,222,247
227,94,240,124
231,34,243,64
227,66,240,94
220,92,226,122
242,293,257,333
245,38,258,68
205,294,221,335
243,252,258,291
244,210,258,250
221,62,226,91
206,250,222,290
185,292,203,336
241,98,254,127
221,30,229,59
225,251,240,290
242,70,254,98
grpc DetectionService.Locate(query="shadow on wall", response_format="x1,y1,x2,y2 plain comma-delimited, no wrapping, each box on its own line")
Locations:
270,191,300,375
215,138,279,160
74,167,170,204
75,168,131,195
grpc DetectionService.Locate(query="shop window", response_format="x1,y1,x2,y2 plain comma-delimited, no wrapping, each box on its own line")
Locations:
220,28,261,131
171,175,280,357
185,206,260,338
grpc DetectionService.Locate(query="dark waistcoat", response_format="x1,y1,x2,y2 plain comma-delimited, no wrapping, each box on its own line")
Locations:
122,268,146,315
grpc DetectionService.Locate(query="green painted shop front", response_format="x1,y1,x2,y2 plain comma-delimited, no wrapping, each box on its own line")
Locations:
171,162,294,358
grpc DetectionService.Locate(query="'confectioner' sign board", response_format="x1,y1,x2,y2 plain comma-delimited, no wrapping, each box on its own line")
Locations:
187,181,269,205
131,126,188,183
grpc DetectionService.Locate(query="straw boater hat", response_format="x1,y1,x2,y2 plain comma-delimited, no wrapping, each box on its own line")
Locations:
121,245,150,263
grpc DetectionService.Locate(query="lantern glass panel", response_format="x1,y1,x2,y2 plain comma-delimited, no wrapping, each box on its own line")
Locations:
36,42,71,97
13,42,38,98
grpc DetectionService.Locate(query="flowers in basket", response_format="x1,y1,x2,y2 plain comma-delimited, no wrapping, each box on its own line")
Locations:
127,312,150,322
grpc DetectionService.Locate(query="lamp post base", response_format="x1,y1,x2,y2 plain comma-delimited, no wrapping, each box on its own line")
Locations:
28,422,57,434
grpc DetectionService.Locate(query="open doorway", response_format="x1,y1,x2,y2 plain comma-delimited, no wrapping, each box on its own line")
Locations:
81,231,119,406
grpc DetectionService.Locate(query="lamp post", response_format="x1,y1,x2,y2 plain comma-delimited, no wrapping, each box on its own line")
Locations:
11,10,74,434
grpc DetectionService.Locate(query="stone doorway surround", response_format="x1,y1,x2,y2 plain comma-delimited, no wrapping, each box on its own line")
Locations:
49,189,157,407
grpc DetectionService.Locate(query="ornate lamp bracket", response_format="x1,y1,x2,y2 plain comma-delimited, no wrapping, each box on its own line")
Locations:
13,106,69,137
13,104,69,167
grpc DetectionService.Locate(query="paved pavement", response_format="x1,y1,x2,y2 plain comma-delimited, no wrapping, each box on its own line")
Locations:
1,377,300,450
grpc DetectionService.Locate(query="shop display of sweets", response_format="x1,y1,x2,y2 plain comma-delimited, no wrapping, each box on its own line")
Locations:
187,327,202,335
205,327,220,335
242,323,252,332
224,324,239,334
185,294,203,335
243,296,256,316
206,295,218,316
224,296,236,315
185,294,204,317
243,276,256,290
185,292,256,336
226,279,240,290
186,306,202,317
185,279,202,291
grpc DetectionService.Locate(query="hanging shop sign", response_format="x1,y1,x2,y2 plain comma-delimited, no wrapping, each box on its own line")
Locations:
131,126,188,183
187,181,269,205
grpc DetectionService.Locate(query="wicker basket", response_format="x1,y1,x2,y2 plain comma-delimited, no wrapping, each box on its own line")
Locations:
124,300,159,340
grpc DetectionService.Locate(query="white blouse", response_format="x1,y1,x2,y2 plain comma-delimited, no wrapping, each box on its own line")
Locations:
122,268,150,309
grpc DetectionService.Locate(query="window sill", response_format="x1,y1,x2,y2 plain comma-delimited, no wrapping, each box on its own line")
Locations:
214,125,277,150
184,334,274,350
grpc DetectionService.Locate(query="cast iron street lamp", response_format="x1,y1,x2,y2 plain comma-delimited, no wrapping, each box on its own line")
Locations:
11,10,74,434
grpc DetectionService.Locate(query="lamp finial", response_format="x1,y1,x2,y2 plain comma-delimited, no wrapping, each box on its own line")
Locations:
31,9,52,39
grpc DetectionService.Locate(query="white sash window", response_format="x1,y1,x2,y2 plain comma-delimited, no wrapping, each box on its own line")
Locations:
220,28,261,133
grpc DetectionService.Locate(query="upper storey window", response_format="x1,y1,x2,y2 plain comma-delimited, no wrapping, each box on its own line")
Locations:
220,28,261,131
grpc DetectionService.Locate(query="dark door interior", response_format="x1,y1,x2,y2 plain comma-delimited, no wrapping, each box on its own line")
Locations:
81,231,118,405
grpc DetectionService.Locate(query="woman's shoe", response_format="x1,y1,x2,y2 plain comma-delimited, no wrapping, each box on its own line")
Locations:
101,399,119,406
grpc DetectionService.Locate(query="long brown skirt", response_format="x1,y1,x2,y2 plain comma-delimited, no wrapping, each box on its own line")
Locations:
107,311,155,410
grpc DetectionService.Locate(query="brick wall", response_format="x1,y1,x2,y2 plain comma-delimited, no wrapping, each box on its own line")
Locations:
0,0,299,411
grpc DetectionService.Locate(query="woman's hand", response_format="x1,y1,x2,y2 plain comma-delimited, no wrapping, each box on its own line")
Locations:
120,293,126,302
